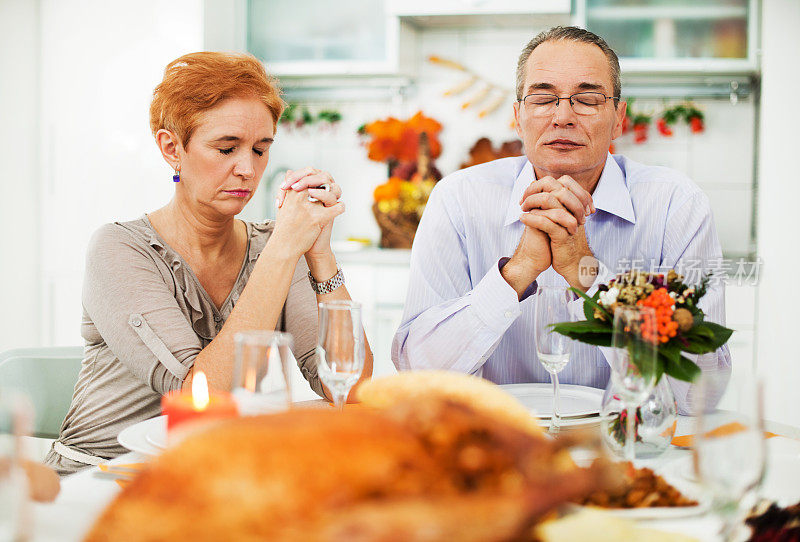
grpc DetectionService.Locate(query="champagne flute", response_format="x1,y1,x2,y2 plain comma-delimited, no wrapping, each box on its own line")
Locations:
316,300,365,410
0,392,32,541
693,368,766,541
232,331,294,414
534,286,574,435
609,305,658,462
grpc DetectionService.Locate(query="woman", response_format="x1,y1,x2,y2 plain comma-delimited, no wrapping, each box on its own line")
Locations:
45,52,372,475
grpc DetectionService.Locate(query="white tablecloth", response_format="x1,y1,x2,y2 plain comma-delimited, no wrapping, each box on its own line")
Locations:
29,416,800,542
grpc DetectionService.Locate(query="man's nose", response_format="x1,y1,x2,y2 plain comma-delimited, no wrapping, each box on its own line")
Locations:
552,97,577,126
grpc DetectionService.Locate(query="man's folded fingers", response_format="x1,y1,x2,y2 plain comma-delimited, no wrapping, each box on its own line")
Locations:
557,175,595,213
529,208,578,235
520,210,572,238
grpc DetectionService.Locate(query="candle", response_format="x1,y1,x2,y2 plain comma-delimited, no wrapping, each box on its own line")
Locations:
161,372,238,434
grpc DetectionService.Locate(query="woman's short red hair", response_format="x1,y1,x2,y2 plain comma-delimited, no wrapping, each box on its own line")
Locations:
149,52,284,147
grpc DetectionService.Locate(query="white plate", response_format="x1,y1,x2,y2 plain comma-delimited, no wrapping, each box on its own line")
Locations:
145,418,167,449
500,383,603,419
579,499,709,520
117,415,167,456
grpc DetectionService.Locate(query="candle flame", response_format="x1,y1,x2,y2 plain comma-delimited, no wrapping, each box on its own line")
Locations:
192,371,210,410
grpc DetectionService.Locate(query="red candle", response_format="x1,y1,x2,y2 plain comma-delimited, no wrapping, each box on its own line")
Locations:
161,372,238,433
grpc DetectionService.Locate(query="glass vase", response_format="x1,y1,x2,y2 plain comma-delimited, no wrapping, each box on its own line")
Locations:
600,377,678,460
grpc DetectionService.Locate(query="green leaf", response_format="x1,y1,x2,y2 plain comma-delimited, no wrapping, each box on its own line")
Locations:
664,354,701,382
583,291,601,321
686,324,715,341
569,287,611,321
681,336,717,354
551,320,610,334
564,333,613,347
702,321,734,346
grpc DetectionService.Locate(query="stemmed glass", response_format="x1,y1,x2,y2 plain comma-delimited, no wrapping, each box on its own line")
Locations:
0,393,32,541
534,286,574,435
316,300,365,410
693,368,766,541
232,330,294,414
609,305,658,462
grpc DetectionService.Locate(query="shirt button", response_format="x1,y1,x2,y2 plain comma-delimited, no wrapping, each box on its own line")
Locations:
131,317,142,327
213,315,221,322
504,310,514,318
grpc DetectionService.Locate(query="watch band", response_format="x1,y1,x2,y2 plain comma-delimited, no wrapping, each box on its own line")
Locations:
308,266,345,295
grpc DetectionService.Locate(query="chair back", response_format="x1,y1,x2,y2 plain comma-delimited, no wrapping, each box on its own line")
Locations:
0,346,83,438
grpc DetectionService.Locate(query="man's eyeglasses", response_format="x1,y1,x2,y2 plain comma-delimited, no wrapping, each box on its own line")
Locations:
519,92,619,117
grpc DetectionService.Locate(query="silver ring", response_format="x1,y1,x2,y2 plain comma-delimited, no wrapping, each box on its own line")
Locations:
308,183,331,203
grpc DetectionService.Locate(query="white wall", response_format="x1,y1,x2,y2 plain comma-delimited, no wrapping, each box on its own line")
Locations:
0,0,41,351
37,0,204,345
756,0,800,427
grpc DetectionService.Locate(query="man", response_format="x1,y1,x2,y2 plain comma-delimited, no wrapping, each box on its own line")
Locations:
392,26,730,413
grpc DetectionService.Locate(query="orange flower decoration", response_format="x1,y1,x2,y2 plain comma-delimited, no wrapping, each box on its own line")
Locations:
373,177,403,202
362,111,442,164
638,288,679,344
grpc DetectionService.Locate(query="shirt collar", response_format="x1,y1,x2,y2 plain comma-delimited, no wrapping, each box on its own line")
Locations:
504,161,535,226
591,153,635,224
503,153,635,227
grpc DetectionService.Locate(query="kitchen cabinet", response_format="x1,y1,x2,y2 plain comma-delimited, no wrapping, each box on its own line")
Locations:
247,0,416,76
244,0,571,77
574,0,758,73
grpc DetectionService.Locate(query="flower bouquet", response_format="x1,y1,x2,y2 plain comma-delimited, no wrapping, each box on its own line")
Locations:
359,112,443,248
551,270,733,383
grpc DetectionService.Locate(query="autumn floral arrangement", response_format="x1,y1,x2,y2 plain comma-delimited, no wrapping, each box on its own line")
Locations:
358,112,444,248
552,270,733,383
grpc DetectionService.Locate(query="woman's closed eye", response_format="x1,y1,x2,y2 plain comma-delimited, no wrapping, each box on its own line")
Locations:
218,146,266,156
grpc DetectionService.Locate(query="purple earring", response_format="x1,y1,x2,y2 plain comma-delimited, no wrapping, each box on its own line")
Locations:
173,167,180,183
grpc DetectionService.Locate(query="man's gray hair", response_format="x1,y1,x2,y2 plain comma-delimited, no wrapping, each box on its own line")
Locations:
515,26,621,102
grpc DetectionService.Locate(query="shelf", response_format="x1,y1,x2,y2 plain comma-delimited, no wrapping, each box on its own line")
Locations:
619,58,757,75
588,5,747,21
619,74,755,99
387,0,570,16
388,0,570,28
278,75,414,102
397,13,568,28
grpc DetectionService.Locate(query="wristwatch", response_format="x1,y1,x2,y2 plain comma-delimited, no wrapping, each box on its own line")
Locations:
308,266,345,295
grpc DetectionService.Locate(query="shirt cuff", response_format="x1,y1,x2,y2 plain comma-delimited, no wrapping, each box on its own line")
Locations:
469,259,526,334
498,257,538,301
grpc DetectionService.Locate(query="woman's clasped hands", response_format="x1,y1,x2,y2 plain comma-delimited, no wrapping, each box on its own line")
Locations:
273,167,345,259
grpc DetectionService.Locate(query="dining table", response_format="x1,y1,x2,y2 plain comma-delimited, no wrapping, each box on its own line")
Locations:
27,407,800,542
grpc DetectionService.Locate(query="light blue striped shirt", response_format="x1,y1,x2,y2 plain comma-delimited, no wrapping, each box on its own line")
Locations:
392,153,731,413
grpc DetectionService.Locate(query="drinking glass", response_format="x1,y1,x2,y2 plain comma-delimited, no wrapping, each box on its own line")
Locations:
232,331,294,414
0,393,32,541
609,305,658,462
316,301,365,410
534,286,574,435
693,368,765,542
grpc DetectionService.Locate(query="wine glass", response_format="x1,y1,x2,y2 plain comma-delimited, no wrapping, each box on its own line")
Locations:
609,305,658,462
534,286,574,435
232,331,294,414
693,368,766,541
316,300,365,410
0,392,32,541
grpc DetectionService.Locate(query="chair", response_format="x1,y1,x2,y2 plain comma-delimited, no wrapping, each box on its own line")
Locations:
0,346,83,438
